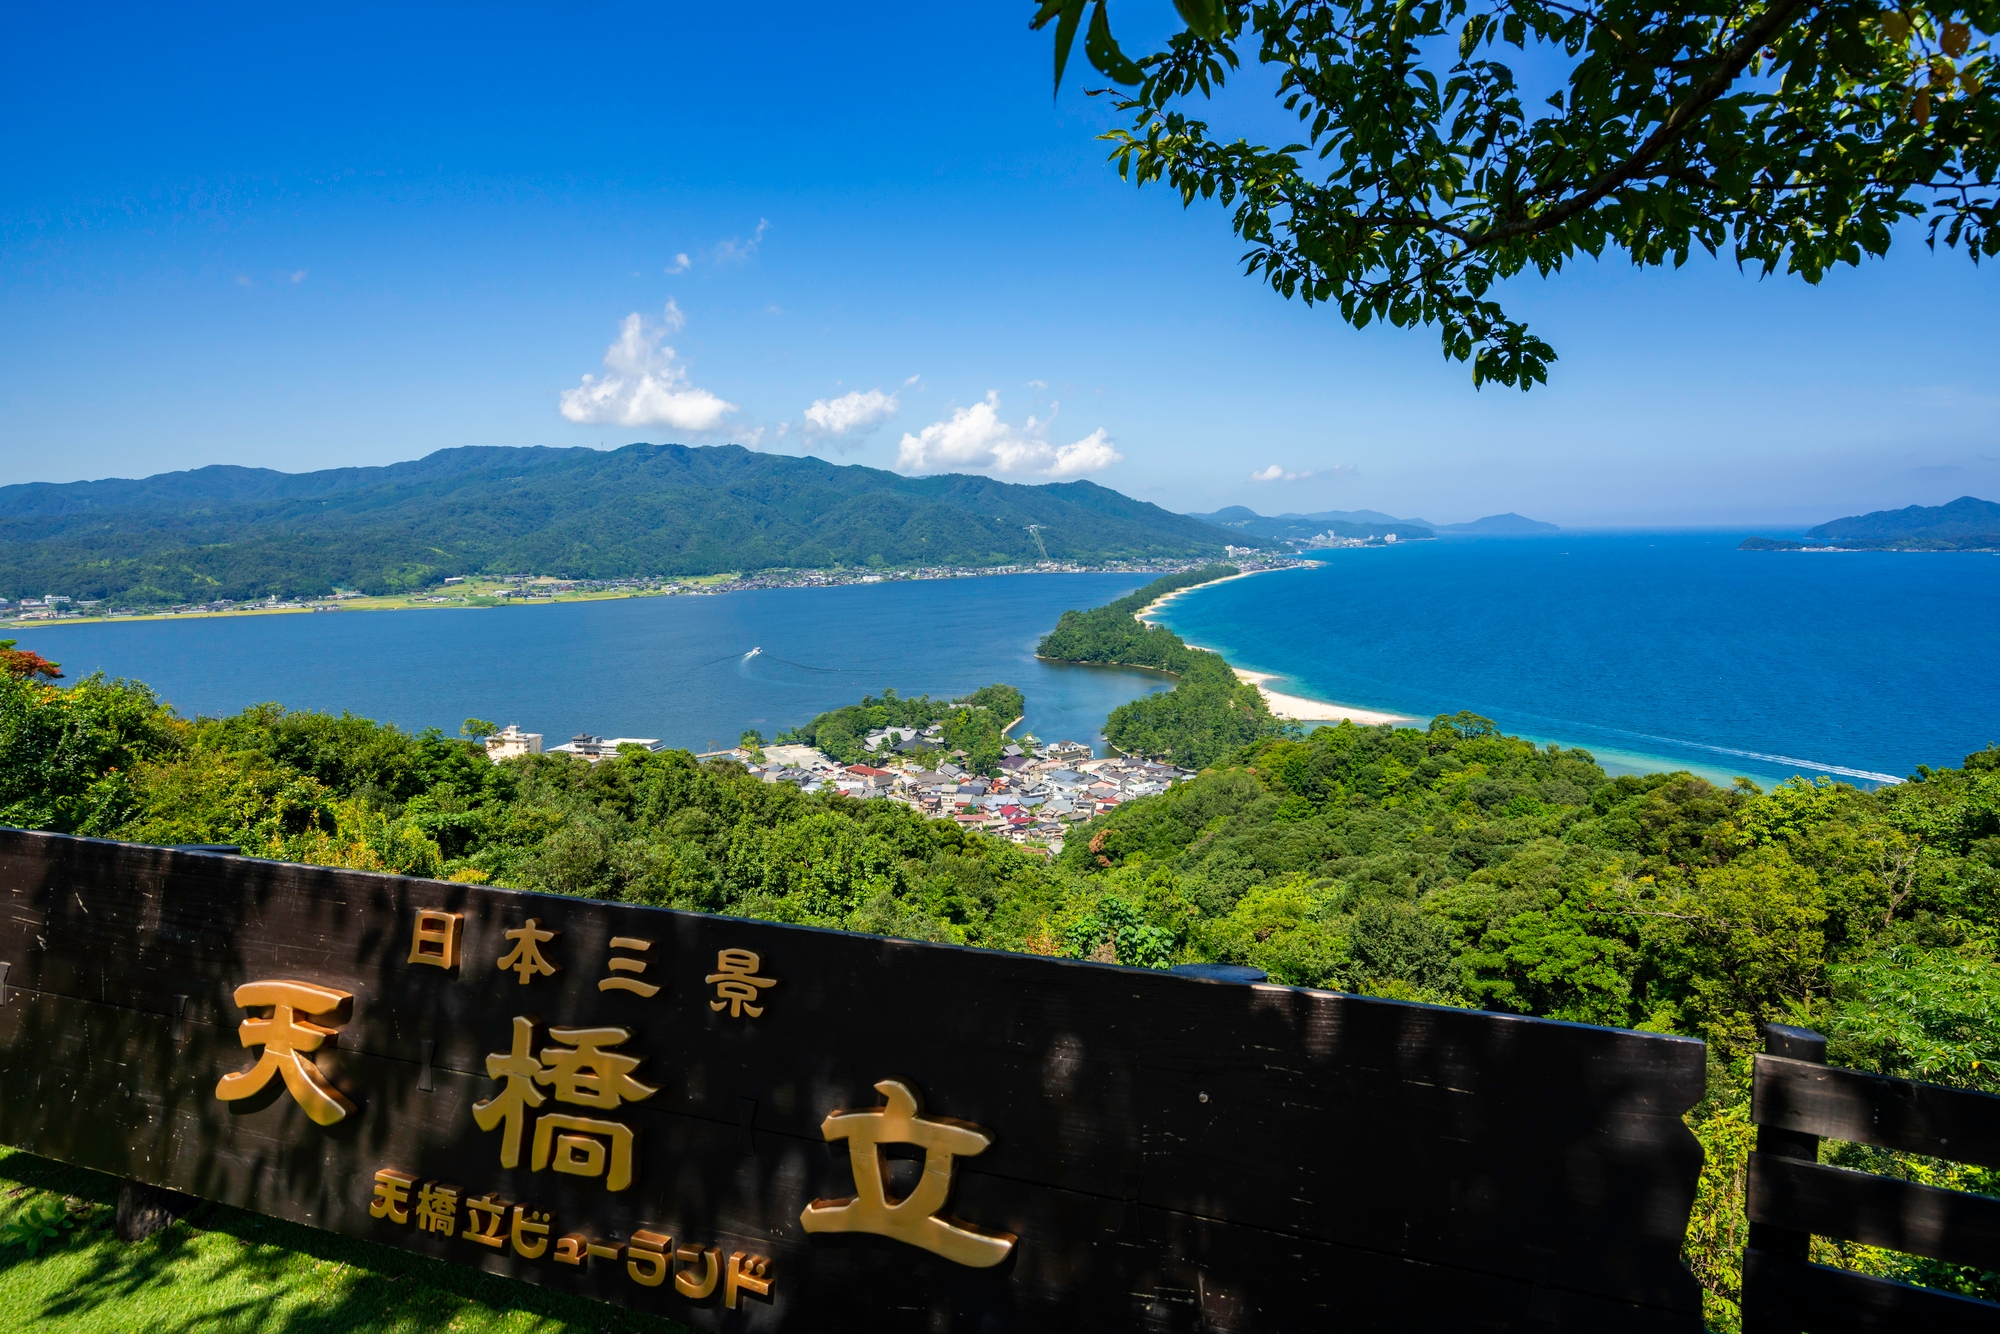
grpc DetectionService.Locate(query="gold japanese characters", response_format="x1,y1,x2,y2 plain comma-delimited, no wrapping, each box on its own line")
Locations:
225,903,1014,1319
497,917,560,983
403,908,783,1018
802,1078,1016,1267
706,948,776,1017
214,980,356,1126
371,1168,775,1310
472,1016,654,1190
599,936,659,996
407,909,462,969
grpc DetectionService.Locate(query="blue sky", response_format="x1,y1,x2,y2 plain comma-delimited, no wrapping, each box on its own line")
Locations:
3,2,1994,526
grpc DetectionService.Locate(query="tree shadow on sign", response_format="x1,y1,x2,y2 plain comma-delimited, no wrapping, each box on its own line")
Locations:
0,1147,697,1334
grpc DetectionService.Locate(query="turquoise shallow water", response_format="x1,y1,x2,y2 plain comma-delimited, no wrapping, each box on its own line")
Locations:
1152,532,2000,789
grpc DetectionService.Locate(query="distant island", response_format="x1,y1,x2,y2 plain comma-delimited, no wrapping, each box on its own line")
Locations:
1188,505,1556,547
1741,496,2000,552
1433,512,1560,534
0,444,1274,607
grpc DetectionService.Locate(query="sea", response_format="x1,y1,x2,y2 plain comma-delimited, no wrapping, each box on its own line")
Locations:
1153,531,2000,788
21,532,2000,787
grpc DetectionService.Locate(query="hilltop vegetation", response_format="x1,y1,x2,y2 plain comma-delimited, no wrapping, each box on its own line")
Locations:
1037,566,1286,767
1035,564,1237,670
773,685,1024,773
0,444,1264,606
3,654,1995,1324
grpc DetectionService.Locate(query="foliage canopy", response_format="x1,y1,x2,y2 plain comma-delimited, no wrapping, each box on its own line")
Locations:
775,684,1026,772
1036,565,1288,766
1034,0,1998,388
3,663,1996,1316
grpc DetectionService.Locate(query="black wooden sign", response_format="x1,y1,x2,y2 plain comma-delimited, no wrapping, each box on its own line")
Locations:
0,830,1708,1331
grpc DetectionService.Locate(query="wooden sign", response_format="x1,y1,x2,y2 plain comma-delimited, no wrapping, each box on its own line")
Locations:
0,830,1708,1331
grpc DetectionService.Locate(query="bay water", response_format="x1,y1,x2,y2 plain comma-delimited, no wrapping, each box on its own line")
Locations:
27,573,1171,756
21,533,1998,786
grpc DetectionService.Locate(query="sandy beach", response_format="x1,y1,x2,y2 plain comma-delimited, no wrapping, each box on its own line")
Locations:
1134,567,1412,727
1231,668,1412,726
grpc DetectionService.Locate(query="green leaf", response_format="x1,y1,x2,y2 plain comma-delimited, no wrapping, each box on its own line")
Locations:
1084,1,1145,85
1458,13,1488,59
1049,0,1086,95
1173,0,1226,41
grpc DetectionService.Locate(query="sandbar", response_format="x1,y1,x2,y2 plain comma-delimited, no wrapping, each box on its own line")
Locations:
1133,565,1410,727
1232,669,1412,726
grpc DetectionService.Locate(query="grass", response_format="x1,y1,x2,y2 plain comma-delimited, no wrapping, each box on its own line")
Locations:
0,1147,694,1334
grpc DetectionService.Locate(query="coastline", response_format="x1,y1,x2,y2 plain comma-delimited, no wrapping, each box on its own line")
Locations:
1230,668,1412,726
1130,565,1292,624
3,563,1221,633
1137,563,1416,728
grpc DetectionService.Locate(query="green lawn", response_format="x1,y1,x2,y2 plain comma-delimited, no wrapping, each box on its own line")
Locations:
0,1148,694,1334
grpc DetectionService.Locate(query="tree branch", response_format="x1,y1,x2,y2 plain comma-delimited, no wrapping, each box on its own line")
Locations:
1481,0,1816,242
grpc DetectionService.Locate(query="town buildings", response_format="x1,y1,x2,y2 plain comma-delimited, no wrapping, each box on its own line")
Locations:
484,723,1191,853
548,733,664,762
733,737,1192,857
483,724,543,762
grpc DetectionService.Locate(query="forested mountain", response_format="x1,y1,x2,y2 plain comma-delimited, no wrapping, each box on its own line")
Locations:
0,444,1267,604
1742,496,2000,552
1435,512,1559,533
1811,495,2000,540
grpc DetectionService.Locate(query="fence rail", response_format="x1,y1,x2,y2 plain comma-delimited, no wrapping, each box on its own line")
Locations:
1740,1023,2000,1334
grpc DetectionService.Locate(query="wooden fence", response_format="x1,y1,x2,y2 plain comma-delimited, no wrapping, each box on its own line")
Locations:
0,828,1714,1332
1742,1023,2000,1333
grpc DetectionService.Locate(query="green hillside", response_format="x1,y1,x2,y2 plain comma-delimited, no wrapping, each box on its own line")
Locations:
0,444,1262,605
1742,496,2000,552
2,655,1997,1325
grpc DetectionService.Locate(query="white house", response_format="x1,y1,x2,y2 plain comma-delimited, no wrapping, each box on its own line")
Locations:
485,724,543,762
550,734,664,762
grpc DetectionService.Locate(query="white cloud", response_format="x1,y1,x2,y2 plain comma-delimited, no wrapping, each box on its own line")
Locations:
895,392,1121,478
902,374,921,387
1251,465,1318,482
290,269,307,284
666,253,690,274
558,306,736,432
803,388,899,438
715,219,769,265
1026,379,1047,388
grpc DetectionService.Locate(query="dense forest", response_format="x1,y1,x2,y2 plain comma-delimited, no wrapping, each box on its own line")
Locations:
1,649,1995,1327
0,444,1265,605
771,684,1024,772
1036,566,1287,767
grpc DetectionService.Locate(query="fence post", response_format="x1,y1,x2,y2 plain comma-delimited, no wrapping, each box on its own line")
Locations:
1741,1022,1827,1334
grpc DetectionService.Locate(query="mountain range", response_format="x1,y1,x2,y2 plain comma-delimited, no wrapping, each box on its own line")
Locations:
0,445,1270,606
1187,506,1558,542
1740,496,2000,552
